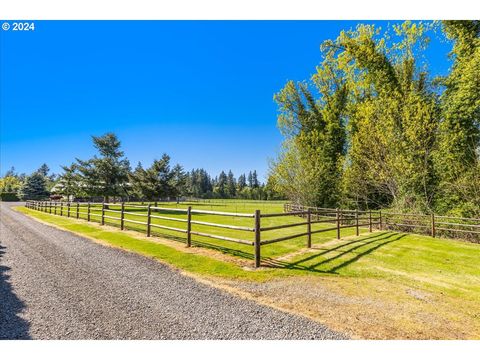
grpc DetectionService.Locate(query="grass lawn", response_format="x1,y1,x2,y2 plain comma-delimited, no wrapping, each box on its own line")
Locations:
16,201,480,339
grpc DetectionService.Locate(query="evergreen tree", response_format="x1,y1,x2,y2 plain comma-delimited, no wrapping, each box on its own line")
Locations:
226,170,236,197
215,171,228,197
247,171,253,188
56,163,84,199
170,164,187,201
18,172,49,200
73,133,131,201
37,163,50,178
237,174,247,192
129,154,173,200
251,170,259,188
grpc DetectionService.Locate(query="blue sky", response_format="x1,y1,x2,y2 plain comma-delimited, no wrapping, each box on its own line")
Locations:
0,21,452,181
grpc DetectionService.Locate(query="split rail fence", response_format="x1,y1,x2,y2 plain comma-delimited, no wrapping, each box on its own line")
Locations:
285,203,480,243
25,200,383,267
25,201,478,267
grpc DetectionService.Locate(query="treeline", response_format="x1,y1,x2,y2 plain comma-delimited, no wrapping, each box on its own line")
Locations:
0,164,55,201
1,133,282,201
269,21,480,217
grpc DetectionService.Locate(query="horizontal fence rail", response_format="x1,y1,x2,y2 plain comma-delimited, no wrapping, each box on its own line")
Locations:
284,203,480,243
24,200,479,267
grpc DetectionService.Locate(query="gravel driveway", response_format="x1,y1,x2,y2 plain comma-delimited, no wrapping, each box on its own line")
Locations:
0,203,346,339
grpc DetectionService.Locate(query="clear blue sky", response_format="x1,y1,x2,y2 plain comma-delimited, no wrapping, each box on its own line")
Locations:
0,21,452,181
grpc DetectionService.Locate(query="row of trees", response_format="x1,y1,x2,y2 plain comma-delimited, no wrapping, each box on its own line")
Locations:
0,165,55,201
269,21,480,217
1,133,282,201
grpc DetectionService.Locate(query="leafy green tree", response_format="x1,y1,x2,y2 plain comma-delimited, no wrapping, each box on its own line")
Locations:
435,21,480,216
0,175,22,193
271,59,348,207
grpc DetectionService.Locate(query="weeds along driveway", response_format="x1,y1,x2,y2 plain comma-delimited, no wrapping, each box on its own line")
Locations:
0,202,346,340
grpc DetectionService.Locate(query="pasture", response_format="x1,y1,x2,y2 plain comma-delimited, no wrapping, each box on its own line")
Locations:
18,200,480,339
27,199,374,265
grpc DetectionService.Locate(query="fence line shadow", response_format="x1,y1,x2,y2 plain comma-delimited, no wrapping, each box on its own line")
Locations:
0,244,31,339
261,233,406,273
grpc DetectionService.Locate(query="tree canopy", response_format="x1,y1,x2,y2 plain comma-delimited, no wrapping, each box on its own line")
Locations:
269,21,480,217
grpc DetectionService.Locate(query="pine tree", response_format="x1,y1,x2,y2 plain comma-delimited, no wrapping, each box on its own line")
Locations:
18,172,49,200
73,133,131,201
251,170,259,188
226,170,236,197
237,174,246,192
215,171,227,197
247,171,253,188
129,154,173,200
170,164,187,201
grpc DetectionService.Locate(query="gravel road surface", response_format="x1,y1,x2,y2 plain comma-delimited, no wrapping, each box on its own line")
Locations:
0,202,346,339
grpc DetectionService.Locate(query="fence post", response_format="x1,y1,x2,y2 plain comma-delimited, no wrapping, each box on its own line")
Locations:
254,210,261,268
431,213,436,238
87,202,91,222
307,208,312,248
49,201,52,214
120,202,125,230
60,202,64,216
336,208,340,240
54,202,57,215
67,202,70,217
379,211,383,230
146,204,152,237
369,210,372,232
76,202,79,219
355,209,359,236
186,206,192,247
101,202,105,225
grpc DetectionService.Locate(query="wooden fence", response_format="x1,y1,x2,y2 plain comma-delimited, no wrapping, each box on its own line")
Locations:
25,200,384,267
285,203,480,243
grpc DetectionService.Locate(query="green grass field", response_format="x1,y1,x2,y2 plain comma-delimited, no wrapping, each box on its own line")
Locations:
17,200,480,339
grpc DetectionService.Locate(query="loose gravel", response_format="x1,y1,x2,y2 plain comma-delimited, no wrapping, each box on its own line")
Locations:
0,202,347,339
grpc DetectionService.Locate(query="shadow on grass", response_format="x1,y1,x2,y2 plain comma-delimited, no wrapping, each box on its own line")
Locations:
261,232,406,274
0,244,31,339
80,215,405,275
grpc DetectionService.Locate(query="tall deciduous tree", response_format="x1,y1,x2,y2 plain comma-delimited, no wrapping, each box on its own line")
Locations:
270,55,348,207
435,21,480,216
